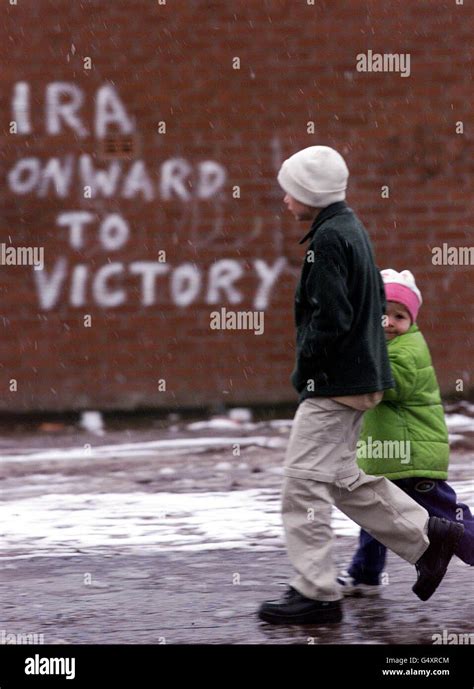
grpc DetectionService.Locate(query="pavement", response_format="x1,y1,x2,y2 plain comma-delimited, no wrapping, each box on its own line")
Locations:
1,544,473,645
0,407,473,645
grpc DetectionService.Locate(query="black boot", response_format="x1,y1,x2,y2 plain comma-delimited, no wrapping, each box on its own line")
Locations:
413,516,464,601
258,587,343,625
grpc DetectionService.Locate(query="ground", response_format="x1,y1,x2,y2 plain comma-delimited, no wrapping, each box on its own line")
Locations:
0,404,472,645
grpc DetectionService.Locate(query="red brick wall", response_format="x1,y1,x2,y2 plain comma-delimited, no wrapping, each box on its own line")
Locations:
0,0,472,412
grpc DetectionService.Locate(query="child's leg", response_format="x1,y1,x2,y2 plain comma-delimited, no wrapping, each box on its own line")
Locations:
348,529,387,585
394,478,474,566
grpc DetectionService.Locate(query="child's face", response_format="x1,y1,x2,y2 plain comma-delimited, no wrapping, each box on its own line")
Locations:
283,193,318,221
384,301,412,340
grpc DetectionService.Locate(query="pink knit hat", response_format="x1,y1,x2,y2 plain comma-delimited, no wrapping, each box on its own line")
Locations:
381,269,423,323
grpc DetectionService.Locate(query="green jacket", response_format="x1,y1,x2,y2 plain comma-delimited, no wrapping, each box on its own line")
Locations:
357,324,449,480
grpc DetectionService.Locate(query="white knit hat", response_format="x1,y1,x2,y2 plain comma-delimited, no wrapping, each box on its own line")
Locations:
277,145,349,208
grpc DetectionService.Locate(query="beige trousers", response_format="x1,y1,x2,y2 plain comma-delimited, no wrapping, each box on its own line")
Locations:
283,397,430,601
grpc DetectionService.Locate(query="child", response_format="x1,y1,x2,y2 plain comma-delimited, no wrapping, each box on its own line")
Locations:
338,268,474,595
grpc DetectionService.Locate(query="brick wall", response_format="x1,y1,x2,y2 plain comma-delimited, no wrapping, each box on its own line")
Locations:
0,0,472,412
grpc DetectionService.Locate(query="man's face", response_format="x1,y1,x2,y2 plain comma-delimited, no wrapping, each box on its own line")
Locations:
384,301,412,340
283,193,318,221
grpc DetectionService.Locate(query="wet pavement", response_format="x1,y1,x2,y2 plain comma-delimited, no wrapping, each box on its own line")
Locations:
0,406,472,644
1,547,473,645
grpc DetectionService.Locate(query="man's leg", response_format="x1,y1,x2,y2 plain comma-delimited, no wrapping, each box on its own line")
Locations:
329,471,429,565
279,397,360,601
258,398,355,623
282,474,340,601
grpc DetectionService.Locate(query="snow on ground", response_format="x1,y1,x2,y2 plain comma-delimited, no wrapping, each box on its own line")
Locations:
0,410,471,561
445,414,474,432
0,435,287,463
0,411,470,463
1,480,472,560
0,488,354,558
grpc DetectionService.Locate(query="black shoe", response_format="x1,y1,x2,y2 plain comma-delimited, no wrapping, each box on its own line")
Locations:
412,516,464,601
258,587,343,625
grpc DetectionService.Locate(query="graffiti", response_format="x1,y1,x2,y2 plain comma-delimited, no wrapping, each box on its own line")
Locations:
7,155,227,202
33,253,288,311
7,81,287,312
29,213,287,310
11,81,134,137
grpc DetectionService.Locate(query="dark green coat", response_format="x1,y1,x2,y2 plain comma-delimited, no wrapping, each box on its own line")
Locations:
357,324,449,479
292,202,394,402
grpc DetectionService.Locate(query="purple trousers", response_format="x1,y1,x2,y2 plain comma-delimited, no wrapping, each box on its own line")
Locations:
348,477,474,584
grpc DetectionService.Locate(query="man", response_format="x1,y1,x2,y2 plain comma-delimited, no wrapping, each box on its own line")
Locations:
257,146,463,625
